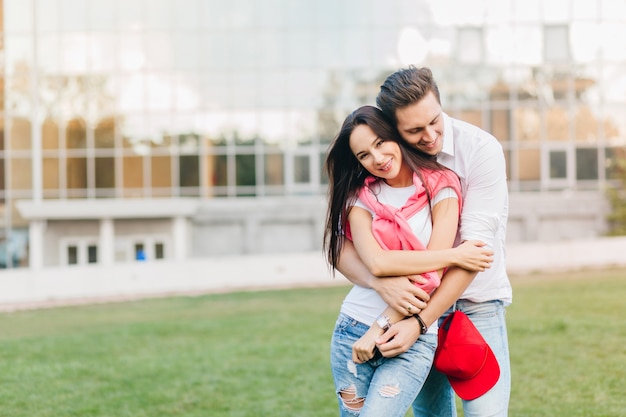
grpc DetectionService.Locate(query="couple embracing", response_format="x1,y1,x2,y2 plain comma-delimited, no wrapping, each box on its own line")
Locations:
324,66,511,417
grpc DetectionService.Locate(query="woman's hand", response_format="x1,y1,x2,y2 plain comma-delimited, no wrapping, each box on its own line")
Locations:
352,326,384,364
452,240,494,271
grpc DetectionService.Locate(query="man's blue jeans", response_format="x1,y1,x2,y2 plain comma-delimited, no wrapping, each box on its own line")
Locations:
412,299,511,417
330,313,437,417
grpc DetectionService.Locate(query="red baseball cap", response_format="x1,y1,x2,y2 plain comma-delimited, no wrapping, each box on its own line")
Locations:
433,311,500,400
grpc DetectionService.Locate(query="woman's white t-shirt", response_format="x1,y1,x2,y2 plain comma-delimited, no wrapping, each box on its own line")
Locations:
340,181,457,333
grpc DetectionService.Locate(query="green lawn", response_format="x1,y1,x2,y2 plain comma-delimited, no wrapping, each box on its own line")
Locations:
0,267,624,416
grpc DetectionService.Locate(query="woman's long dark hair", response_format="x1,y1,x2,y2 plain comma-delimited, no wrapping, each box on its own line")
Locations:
323,105,448,272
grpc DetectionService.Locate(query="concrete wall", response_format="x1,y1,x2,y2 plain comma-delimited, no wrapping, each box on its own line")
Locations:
191,197,327,257
190,191,610,257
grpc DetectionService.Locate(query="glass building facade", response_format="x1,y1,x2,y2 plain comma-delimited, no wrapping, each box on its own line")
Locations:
2,0,626,267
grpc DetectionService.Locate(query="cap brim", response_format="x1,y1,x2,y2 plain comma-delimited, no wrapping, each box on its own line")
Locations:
447,345,500,401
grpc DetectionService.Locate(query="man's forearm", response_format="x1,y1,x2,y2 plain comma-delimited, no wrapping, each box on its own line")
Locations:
336,239,378,288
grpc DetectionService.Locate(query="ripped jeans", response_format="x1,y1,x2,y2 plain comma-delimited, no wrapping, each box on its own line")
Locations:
330,313,436,417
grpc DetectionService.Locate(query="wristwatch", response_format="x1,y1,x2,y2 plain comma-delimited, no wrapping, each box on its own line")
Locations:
413,313,428,335
376,314,392,331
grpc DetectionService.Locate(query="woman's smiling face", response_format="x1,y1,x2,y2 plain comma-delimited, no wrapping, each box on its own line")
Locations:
349,124,412,188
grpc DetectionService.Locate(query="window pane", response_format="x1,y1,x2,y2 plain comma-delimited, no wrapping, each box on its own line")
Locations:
514,108,541,142
0,159,5,200
135,243,146,261
179,155,199,187
10,158,32,190
264,154,284,186
576,148,598,180
236,154,255,186
606,147,626,180
95,117,115,148
320,152,329,185
457,27,483,64
42,118,59,150
95,157,115,188
10,118,31,150
490,109,510,142
294,155,310,183
151,155,171,188
87,245,98,264
457,109,483,130
43,157,59,190
123,156,143,195
66,118,86,149
213,155,228,186
546,106,570,141
68,246,78,265
544,25,570,62
518,149,541,181
67,157,87,189
155,242,164,259
549,150,567,179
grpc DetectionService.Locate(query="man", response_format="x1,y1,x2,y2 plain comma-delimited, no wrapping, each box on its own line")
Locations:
337,66,512,416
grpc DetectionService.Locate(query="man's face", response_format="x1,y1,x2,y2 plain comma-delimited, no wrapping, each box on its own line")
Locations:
395,91,444,156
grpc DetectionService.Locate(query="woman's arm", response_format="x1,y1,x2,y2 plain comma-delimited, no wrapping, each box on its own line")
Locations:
347,206,491,278
352,196,460,363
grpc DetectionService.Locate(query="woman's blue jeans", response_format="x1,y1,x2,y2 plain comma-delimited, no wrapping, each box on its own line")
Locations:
330,313,436,417
412,299,511,417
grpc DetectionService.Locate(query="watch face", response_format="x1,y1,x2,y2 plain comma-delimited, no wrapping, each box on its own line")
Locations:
377,315,390,330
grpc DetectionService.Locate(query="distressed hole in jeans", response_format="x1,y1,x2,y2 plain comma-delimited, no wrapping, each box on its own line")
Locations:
339,384,365,412
379,384,401,398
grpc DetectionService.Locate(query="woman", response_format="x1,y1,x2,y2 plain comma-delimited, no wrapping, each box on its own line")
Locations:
323,106,492,417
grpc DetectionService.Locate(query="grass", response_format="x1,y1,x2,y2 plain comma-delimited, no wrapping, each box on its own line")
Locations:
0,268,624,416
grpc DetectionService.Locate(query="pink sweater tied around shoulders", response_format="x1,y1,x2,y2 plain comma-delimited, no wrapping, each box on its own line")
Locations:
355,168,462,294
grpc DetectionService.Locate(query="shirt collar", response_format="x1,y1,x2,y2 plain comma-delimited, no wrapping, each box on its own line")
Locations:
440,112,455,157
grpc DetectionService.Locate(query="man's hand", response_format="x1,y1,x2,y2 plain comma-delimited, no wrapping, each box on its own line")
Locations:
453,240,494,271
352,326,383,364
371,276,430,316
375,318,421,357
